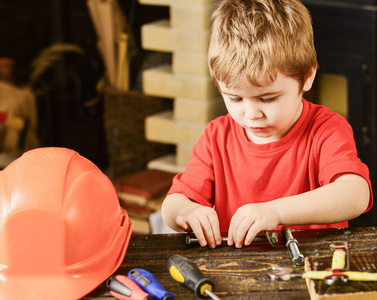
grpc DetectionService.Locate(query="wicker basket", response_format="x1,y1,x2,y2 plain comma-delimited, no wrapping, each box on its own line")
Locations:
103,87,174,181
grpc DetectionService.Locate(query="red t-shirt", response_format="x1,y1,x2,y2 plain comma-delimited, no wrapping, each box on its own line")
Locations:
168,99,373,232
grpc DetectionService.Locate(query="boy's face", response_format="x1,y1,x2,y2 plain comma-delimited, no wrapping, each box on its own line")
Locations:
218,72,314,144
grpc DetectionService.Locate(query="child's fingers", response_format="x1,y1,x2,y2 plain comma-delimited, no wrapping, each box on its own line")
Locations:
227,216,235,245
227,226,234,246
176,216,191,231
187,208,220,248
193,217,218,248
190,214,220,248
228,214,247,248
176,207,220,248
207,212,222,246
189,217,209,247
244,223,263,246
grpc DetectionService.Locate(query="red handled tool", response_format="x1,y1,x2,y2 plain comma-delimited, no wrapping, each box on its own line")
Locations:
107,275,157,299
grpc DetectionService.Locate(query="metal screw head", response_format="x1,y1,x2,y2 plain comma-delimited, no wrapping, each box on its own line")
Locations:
266,231,278,247
292,254,305,266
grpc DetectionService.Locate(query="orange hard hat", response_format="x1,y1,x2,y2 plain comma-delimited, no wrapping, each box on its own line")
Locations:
0,147,132,300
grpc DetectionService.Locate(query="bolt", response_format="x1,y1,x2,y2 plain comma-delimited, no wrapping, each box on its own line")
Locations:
185,231,278,247
281,227,304,266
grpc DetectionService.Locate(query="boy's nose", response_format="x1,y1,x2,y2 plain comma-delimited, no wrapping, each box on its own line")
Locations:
245,102,263,120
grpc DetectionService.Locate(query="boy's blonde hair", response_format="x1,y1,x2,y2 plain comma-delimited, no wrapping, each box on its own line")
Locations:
208,0,318,91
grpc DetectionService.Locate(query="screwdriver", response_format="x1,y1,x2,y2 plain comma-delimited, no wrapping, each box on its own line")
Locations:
127,268,175,300
167,254,221,300
107,274,157,300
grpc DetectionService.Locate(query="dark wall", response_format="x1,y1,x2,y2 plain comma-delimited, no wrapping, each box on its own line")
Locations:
0,0,51,83
0,0,172,172
302,0,377,227
0,0,169,84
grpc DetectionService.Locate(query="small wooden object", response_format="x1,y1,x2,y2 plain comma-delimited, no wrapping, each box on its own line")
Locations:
305,252,377,299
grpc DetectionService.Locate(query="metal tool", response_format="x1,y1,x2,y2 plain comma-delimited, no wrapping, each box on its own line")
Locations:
323,248,349,285
267,266,305,281
107,274,157,299
329,242,352,260
128,268,175,300
167,254,221,300
345,230,351,270
326,237,352,284
281,227,304,266
267,262,349,284
323,269,348,285
185,231,278,247
270,231,377,284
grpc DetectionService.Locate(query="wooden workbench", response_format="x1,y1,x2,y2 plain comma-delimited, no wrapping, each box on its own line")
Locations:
83,227,377,299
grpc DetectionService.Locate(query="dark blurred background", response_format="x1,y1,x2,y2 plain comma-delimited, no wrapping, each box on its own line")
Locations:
0,0,375,226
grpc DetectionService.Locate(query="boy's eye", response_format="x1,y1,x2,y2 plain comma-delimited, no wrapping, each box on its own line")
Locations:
229,97,243,102
260,97,276,103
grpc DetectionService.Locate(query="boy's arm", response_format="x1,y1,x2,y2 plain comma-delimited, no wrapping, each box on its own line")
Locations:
275,174,370,225
161,193,222,248
228,174,370,248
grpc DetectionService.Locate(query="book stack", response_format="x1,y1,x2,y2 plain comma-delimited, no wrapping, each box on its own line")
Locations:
115,169,176,234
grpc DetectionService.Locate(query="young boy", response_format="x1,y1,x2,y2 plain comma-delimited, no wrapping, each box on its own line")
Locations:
161,0,373,249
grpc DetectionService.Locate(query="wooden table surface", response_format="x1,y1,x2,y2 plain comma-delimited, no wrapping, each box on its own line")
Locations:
83,227,377,299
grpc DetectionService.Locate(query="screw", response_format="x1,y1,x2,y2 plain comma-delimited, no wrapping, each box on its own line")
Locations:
185,231,278,247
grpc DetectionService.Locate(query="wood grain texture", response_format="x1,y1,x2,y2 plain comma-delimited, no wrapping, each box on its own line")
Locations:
83,227,377,299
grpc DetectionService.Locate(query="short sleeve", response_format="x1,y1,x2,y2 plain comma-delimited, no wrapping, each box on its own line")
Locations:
316,117,373,211
167,123,216,207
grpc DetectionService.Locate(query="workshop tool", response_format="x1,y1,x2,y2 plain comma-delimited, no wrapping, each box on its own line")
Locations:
167,254,221,300
268,256,377,283
281,227,304,266
127,268,175,300
185,231,278,247
345,230,351,270
267,266,304,281
314,240,352,285
107,275,157,299
268,234,377,284
303,244,377,284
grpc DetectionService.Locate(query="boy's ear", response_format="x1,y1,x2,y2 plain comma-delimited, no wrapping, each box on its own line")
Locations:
302,67,317,92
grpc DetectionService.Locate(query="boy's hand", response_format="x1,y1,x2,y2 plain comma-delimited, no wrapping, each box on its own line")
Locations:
175,205,222,249
228,203,279,248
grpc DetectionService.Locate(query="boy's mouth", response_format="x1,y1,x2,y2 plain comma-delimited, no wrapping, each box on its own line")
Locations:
248,126,267,133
